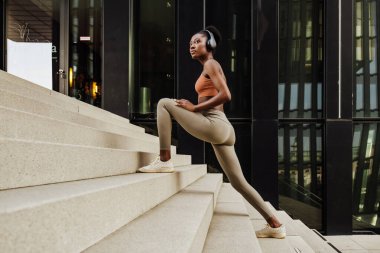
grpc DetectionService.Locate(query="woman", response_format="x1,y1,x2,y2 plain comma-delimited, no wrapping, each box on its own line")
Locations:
138,26,286,239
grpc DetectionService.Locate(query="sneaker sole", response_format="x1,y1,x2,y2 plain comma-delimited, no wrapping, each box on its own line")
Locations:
256,233,286,239
138,167,175,173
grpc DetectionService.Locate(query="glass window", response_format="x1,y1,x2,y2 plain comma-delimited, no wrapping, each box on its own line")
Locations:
352,123,380,229
206,0,251,118
279,0,323,119
354,0,380,118
130,0,175,120
279,123,323,230
68,0,103,107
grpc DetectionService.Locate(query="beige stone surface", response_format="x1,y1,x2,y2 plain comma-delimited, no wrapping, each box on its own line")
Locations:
287,236,315,253
0,70,136,129
257,238,291,253
84,174,222,253
215,183,243,203
202,184,262,253
182,173,223,207
326,236,366,251
0,106,176,154
0,138,190,189
325,235,380,253
247,208,300,253
292,219,337,253
351,235,380,250
0,89,145,135
0,165,207,253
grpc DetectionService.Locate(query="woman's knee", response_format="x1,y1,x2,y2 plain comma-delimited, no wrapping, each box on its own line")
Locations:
157,98,175,109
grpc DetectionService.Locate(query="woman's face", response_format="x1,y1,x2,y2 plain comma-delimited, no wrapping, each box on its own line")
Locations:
189,33,208,59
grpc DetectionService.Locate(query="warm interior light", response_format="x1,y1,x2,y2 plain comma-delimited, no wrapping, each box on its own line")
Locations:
69,67,73,88
92,81,98,98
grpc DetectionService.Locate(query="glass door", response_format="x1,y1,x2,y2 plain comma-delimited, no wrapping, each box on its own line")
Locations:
67,0,102,108
5,0,69,92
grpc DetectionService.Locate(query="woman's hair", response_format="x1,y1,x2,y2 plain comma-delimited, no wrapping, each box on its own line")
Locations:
199,25,222,51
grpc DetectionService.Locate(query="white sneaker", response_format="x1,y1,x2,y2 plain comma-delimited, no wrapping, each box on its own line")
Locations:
255,224,286,239
138,156,174,173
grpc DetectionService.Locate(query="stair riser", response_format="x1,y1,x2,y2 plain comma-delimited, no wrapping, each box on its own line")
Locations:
0,107,176,155
84,174,221,253
0,139,190,189
0,166,206,253
0,90,148,137
0,72,134,128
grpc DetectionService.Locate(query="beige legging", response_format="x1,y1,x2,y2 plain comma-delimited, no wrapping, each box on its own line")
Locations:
157,98,274,220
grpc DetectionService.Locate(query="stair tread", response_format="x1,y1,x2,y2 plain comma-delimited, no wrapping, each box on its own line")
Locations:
245,201,319,253
0,88,144,134
0,165,204,212
292,220,337,253
83,173,223,253
0,165,208,253
0,105,177,153
1,137,190,189
0,70,134,128
202,183,263,253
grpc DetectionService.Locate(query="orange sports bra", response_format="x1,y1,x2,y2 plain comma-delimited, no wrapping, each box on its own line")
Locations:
195,74,218,98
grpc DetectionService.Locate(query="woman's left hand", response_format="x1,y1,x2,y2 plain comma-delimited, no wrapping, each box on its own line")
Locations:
175,99,196,112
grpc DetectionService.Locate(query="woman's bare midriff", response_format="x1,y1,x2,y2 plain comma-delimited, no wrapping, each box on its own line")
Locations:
198,96,224,112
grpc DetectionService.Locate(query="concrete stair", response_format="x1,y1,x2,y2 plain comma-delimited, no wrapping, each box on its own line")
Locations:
0,70,342,252
0,70,137,130
84,174,223,253
202,184,263,253
245,200,338,253
0,165,206,253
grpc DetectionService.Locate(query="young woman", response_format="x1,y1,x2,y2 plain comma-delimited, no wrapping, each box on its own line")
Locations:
138,26,286,239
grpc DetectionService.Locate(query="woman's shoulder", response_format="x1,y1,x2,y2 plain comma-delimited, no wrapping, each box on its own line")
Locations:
204,59,221,72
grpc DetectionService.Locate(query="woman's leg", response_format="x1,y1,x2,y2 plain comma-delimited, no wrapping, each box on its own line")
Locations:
212,143,282,227
157,98,227,153
156,98,283,230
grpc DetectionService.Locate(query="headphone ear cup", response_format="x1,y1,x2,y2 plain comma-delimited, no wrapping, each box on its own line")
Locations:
204,30,216,51
206,40,211,51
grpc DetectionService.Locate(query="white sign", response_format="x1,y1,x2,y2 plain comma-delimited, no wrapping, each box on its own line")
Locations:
80,36,91,41
7,39,52,90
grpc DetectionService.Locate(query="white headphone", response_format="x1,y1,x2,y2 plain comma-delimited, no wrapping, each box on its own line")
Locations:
204,30,217,51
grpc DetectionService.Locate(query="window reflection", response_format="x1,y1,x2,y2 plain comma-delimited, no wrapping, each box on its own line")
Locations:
68,0,103,107
353,123,380,229
279,0,323,119
279,123,323,229
206,0,251,118
130,0,175,119
354,0,379,117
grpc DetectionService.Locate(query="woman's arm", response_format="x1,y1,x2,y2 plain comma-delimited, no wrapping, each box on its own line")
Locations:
175,59,231,112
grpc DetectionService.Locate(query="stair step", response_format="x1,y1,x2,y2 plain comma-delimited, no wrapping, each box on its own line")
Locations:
0,165,207,253
245,201,315,253
271,207,334,252
83,173,223,253
0,88,144,135
292,220,337,253
0,105,176,154
0,137,190,189
0,70,135,129
244,201,292,252
202,183,262,253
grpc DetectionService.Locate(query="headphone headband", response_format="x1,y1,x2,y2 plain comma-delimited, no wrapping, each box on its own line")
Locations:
203,29,217,50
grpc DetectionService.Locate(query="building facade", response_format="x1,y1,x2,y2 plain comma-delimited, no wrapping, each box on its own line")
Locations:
0,0,379,235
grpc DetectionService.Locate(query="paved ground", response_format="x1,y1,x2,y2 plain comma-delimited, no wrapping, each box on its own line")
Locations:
325,235,380,253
